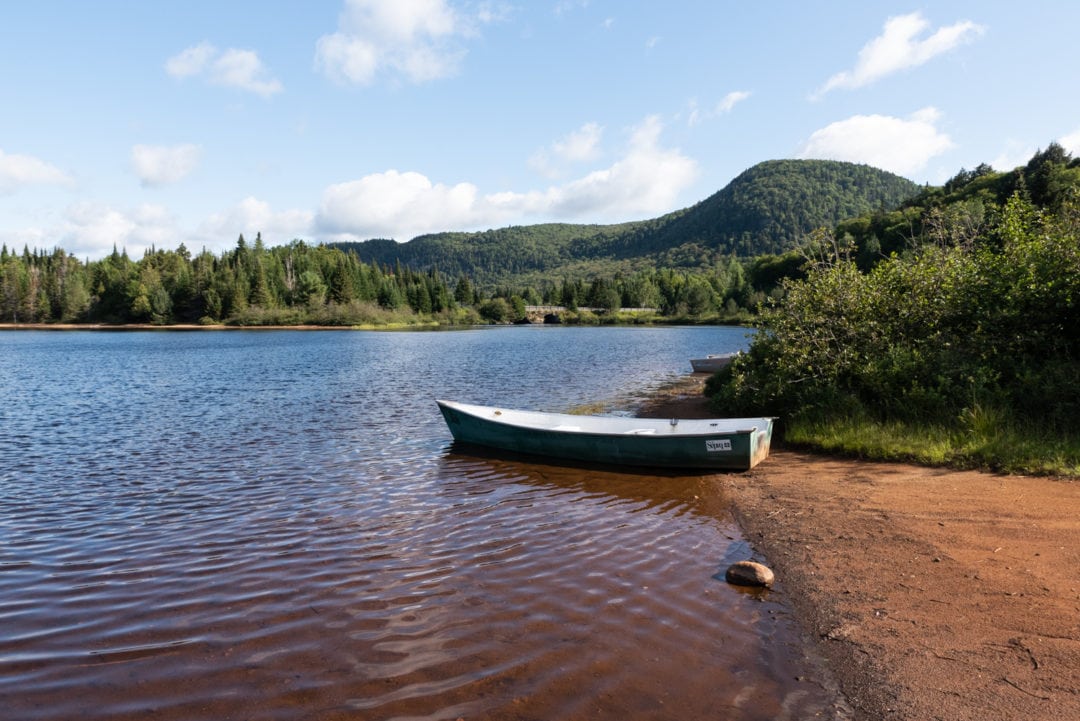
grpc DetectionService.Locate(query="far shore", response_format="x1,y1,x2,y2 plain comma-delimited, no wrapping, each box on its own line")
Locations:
638,374,1080,721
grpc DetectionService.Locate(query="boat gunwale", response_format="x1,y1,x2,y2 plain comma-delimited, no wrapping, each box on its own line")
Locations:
436,399,774,440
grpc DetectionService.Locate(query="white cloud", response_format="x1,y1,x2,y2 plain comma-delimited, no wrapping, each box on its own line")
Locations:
816,12,984,97
17,197,312,261
166,42,282,97
0,149,72,194
688,91,751,126
315,0,494,85
213,49,284,97
197,197,315,247
1059,128,1080,158
990,140,1036,172
716,90,751,114
543,115,697,217
131,144,202,187
0,225,49,253
529,122,604,177
797,107,954,177
317,115,698,241
10,115,695,258
318,170,481,241
57,202,177,259
987,132,1080,173
552,122,603,162
164,42,216,78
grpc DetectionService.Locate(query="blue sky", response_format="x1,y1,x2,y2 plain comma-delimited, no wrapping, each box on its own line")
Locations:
2,1,1079,260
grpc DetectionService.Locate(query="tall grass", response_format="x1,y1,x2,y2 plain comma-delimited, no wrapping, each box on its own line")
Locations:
782,407,1080,477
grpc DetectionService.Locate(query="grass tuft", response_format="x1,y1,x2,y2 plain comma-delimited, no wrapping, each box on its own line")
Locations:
783,411,1080,478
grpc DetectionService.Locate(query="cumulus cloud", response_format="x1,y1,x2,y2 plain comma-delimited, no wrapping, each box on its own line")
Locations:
688,90,751,126
7,117,696,258
815,12,984,97
318,171,481,241
797,107,953,177
315,0,495,85
164,43,216,78
56,202,178,259
132,144,202,187
716,90,751,114
0,148,72,194
23,196,313,261
987,132,1080,173
166,42,283,97
197,197,315,247
989,140,1036,172
552,122,603,162
529,122,603,178
317,115,698,241
1059,128,1080,157
542,115,697,217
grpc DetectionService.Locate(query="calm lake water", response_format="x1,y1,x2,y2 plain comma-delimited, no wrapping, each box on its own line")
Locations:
0,326,836,720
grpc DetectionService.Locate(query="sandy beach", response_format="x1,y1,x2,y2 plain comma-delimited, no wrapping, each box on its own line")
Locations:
639,376,1080,721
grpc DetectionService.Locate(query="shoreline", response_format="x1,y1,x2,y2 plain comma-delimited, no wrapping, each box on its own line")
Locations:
638,375,1080,721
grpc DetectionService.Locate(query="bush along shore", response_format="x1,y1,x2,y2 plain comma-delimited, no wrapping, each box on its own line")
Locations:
706,185,1080,478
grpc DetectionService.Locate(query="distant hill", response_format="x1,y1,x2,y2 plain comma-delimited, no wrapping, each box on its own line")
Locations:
331,159,920,284
639,159,922,256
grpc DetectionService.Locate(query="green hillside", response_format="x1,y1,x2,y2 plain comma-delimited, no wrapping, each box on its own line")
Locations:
644,159,921,256
837,143,1080,265
332,159,920,283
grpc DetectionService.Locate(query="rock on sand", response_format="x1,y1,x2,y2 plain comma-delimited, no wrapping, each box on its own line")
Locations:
725,560,775,587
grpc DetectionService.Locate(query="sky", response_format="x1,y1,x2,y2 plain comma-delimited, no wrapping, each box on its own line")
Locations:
2,1,1079,261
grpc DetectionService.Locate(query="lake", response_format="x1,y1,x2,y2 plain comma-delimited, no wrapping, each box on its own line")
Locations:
0,326,835,720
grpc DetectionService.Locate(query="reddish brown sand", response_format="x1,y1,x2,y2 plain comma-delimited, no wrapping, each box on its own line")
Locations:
640,376,1080,721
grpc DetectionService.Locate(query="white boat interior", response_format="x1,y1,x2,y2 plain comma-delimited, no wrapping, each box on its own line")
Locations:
438,400,768,436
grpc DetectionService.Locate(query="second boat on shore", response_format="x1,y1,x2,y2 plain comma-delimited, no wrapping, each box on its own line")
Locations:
690,352,739,374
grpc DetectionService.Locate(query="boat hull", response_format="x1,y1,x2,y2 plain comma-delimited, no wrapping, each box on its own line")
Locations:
437,400,773,471
690,353,738,373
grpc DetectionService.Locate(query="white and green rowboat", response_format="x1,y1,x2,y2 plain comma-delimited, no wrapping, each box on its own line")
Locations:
437,399,775,471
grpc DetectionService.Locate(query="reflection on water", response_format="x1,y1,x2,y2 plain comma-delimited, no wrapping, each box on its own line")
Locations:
0,327,836,720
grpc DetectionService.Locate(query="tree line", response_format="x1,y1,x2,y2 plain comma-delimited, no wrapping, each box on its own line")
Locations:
1,235,452,326
0,233,788,326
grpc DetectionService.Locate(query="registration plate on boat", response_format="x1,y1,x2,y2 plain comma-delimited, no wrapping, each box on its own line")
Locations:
705,439,732,453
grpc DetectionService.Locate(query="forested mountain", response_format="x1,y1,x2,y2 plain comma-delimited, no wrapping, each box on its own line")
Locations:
645,159,921,256
332,159,920,284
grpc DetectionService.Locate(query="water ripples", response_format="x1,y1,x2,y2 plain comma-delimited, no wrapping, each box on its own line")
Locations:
0,328,833,720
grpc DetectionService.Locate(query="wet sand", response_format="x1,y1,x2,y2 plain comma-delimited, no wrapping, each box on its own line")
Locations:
639,375,1080,721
